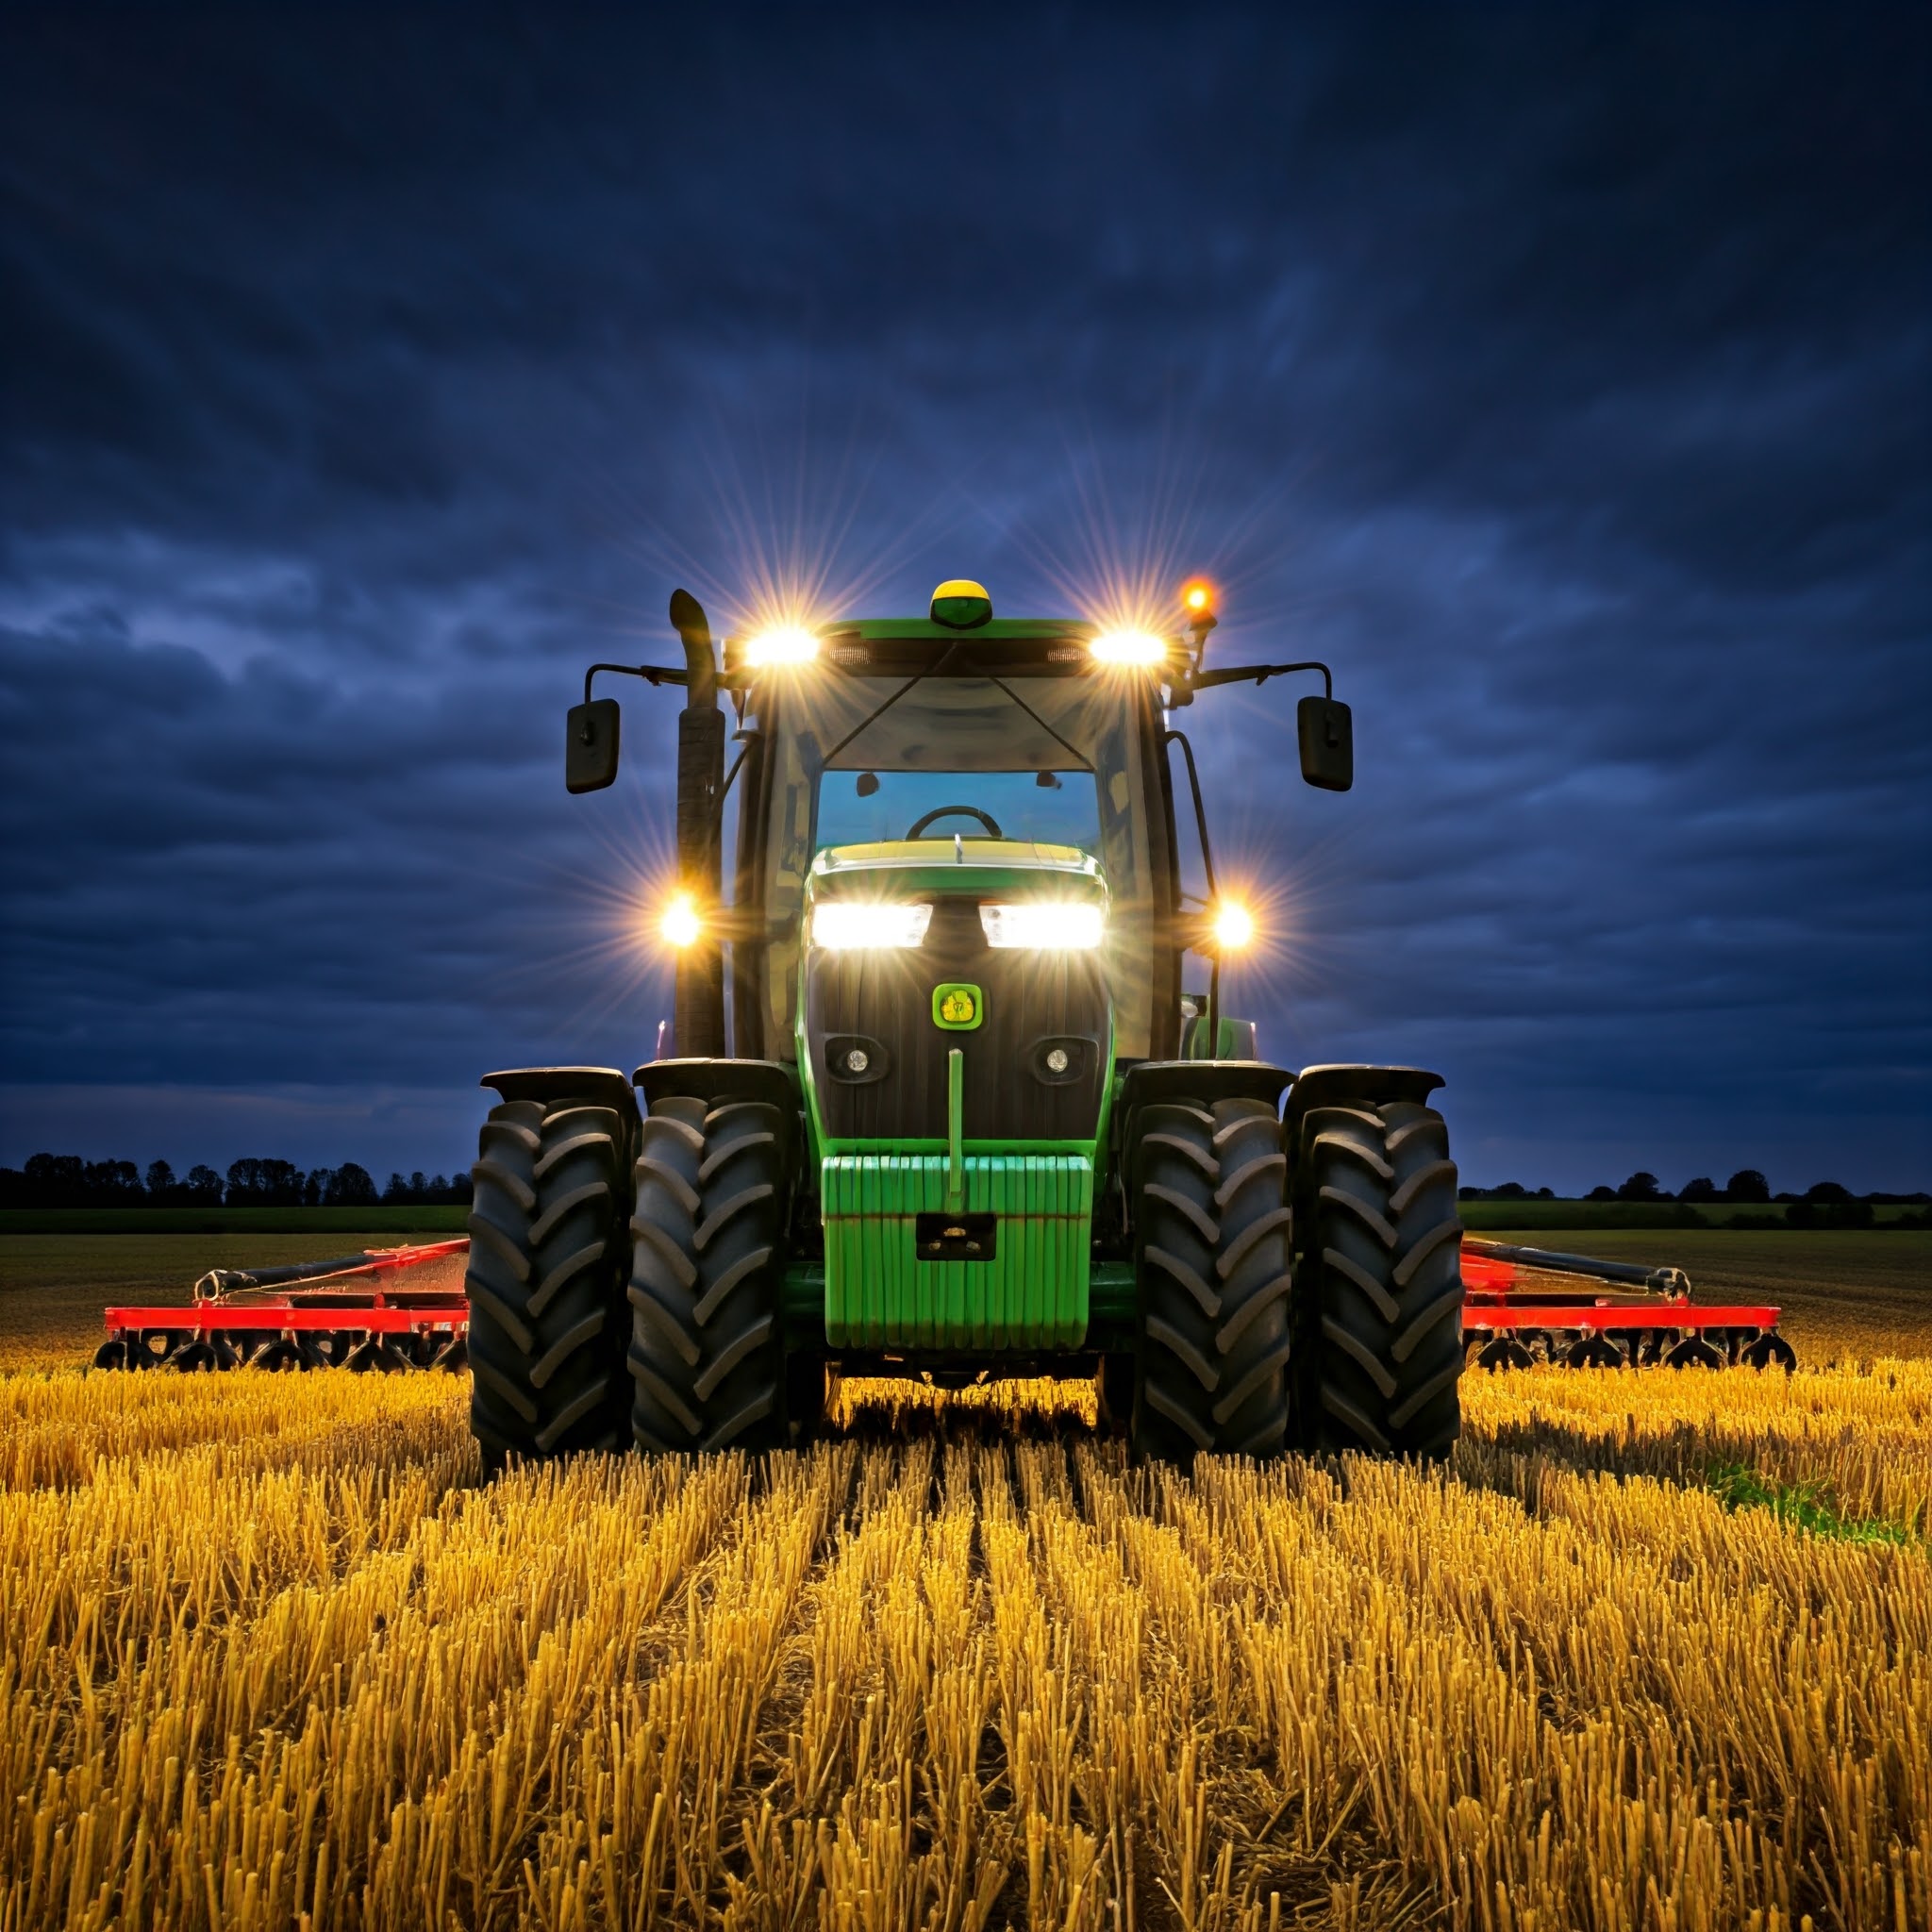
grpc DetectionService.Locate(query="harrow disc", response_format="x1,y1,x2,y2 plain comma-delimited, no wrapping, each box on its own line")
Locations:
92,1338,129,1371
1741,1331,1798,1372
431,1334,469,1373
249,1338,305,1371
1664,1335,1726,1370
344,1336,413,1373
169,1339,218,1372
1474,1336,1535,1371
1564,1334,1625,1369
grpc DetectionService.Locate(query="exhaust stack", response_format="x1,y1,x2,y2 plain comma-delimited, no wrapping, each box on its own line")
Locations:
668,589,726,1058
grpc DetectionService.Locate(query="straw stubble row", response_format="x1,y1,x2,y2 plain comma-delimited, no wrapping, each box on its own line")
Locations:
2,1362,1927,1929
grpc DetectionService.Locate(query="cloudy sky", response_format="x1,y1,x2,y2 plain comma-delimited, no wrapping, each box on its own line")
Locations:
3,10,1926,1191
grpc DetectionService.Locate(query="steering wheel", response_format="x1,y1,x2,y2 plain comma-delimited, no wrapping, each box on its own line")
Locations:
906,805,1005,840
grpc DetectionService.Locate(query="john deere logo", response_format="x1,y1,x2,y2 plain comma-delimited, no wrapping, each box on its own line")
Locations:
932,982,983,1029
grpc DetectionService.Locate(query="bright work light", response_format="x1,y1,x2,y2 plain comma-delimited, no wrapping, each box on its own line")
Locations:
1211,901,1255,949
979,903,1105,950
743,626,821,668
660,893,702,948
811,902,934,949
1090,631,1170,667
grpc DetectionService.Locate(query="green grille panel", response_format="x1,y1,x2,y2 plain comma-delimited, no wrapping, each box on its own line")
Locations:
823,1155,1092,1349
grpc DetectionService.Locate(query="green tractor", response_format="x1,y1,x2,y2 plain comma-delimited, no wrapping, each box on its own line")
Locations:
464,579,1463,1468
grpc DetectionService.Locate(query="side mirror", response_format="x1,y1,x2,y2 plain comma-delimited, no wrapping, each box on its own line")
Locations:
566,698,621,793
1297,695,1353,791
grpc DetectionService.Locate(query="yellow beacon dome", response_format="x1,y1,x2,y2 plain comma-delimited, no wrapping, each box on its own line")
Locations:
929,579,993,628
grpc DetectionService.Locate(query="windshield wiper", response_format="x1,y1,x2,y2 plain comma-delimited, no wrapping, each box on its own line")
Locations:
980,672,1096,773
820,646,1095,775
820,640,965,768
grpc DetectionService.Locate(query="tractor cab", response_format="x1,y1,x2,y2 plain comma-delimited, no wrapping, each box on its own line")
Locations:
735,611,1178,1069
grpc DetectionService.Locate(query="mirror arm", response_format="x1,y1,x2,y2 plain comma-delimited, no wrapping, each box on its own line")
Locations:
1161,728,1218,899
1179,659,1332,701
582,662,688,706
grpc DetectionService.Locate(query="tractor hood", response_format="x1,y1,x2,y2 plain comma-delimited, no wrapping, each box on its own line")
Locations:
798,840,1115,1152
807,839,1108,898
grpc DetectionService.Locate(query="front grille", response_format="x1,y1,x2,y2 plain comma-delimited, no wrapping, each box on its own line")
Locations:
804,897,1109,1142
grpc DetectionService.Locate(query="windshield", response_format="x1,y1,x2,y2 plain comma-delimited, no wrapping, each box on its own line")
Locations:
752,671,1162,1058
814,768,1102,852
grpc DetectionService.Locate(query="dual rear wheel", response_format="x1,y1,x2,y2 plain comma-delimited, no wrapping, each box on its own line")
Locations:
464,1083,809,1472
1124,1091,1465,1461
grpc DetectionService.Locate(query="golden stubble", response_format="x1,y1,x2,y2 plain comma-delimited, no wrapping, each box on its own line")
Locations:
2,1360,1926,1930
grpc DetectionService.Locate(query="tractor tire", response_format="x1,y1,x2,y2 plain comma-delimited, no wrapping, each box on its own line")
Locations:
1292,1099,1464,1457
465,1096,632,1474
627,1095,791,1454
1128,1097,1294,1461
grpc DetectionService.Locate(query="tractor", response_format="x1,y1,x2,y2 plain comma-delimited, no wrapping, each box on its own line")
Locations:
462,578,1465,1467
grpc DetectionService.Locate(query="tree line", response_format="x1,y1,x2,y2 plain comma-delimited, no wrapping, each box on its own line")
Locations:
0,1153,472,1210
1461,1169,1929,1228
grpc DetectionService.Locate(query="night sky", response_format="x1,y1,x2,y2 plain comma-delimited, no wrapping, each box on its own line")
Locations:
3,12,1927,1193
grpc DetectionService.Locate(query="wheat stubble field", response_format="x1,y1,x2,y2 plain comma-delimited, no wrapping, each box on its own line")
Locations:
2,1240,1929,1930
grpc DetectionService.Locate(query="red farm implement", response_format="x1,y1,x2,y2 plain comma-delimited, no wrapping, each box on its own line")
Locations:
91,1231,1794,1376
1459,1238,1796,1371
95,1239,472,1373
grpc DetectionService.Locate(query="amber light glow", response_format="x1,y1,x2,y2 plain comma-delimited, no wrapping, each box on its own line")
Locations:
1183,580,1214,616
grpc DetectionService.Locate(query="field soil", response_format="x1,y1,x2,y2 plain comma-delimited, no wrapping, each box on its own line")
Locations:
3,1366,1927,1930
0,1204,471,1237
1460,1198,1925,1230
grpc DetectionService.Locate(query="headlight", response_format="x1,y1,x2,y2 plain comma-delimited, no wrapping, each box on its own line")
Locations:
1211,901,1255,949
979,903,1105,949
743,625,820,668
1090,631,1170,667
659,892,702,948
810,902,934,949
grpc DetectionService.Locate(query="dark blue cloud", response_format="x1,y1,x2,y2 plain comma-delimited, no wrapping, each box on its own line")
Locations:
1,8,1926,1189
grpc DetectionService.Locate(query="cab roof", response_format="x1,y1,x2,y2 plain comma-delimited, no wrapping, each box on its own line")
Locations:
822,618,1097,641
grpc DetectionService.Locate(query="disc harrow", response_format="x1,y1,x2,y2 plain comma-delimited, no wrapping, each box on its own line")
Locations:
1460,1238,1796,1371
96,1239,472,1373
91,1231,1796,1377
